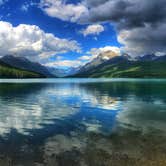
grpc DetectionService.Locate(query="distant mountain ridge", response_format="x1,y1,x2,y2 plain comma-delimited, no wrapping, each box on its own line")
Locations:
1,53,166,78
47,66,79,77
0,59,45,78
137,54,159,61
0,55,54,77
71,53,166,78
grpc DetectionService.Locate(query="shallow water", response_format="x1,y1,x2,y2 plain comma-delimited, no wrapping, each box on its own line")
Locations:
0,78,166,166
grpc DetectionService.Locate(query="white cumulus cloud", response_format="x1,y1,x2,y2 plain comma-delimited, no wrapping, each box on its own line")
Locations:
81,24,104,36
40,0,88,22
0,21,81,61
46,55,92,68
46,60,83,68
78,55,91,61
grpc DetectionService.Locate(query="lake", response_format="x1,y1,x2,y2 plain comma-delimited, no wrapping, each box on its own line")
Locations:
0,78,166,166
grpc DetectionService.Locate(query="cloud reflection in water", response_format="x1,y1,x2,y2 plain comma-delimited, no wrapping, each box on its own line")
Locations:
0,82,121,137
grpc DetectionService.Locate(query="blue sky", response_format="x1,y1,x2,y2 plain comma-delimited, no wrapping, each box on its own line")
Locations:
0,0,121,68
0,0,165,68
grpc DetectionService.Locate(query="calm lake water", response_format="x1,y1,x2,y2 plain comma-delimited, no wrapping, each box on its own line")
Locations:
0,78,166,166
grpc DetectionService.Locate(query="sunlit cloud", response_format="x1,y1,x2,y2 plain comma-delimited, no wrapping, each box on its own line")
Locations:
0,21,81,61
40,0,88,22
80,24,104,36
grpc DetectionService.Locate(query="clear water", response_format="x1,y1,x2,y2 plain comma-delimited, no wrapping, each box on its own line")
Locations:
0,78,166,166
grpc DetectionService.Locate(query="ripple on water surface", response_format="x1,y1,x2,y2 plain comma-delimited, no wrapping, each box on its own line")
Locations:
0,79,166,166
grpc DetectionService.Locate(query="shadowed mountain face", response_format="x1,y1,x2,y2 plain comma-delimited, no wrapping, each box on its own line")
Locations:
72,54,166,78
137,54,158,61
0,55,54,77
0,59,45,78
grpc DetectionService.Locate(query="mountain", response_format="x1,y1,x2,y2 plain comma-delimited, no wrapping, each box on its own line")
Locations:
0,59,44,78
137,54,158,61
1,55,54,77
47,66,79,77
79,50,121,73
71,54,166,78
156,55,166,61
